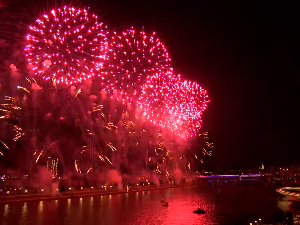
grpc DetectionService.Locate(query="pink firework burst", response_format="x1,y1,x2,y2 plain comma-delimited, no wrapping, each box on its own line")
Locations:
103,27,172,104
137,70,178,128
167,77,209,138
24,6,108,85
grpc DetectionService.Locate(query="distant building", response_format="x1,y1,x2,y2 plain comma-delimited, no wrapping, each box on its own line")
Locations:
259,162,264,170
47,157,58,179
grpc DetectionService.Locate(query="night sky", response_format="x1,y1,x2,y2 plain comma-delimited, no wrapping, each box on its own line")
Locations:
3,1,300,169
83,0,300,169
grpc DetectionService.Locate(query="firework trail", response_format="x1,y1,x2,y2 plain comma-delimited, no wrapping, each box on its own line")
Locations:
24,6,108,85
74,160,81,173
0,140,9,150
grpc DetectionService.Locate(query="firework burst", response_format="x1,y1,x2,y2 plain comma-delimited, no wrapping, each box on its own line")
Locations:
24,6,108,85
167,77,209,138
136,71,178,128
102,27,172,104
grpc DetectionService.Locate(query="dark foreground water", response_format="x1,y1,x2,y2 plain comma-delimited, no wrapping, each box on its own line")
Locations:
0,180,288,225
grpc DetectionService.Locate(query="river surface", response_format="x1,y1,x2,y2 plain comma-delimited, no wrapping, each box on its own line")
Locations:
0,179,289,224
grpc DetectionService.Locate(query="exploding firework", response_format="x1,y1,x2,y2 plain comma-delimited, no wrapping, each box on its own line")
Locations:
136,71,178,128
166,77,209,138
102,28,172,104
24,6,108,85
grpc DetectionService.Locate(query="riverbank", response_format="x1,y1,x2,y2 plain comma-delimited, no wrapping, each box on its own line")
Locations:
0,181,196,204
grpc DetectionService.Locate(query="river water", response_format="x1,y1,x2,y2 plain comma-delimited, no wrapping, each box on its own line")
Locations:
0,179,289,224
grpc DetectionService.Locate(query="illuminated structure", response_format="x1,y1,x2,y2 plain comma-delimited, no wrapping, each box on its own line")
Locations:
259,162,264,170
47,157,58,178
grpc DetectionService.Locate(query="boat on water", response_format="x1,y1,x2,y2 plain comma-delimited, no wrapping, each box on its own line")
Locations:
162,202,168,207
193,207,205,214
161,199,168,206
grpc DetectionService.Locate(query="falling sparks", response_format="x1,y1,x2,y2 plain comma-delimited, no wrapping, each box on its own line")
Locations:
24,6,108,85
13,132,25,142
86,167,93,174
12,125,25,142
75,160,81,173
101,113,106,121
0,140,9,150
17,86,30,94
74,89,81,98
35,150,44,163
98,154,105,162
107,142,116,151
81,146,88,153
92,105,103,112
201,132,213,156
104,156,112,165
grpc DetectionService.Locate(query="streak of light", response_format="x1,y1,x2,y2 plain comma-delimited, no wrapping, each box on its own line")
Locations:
17,86,30,94
0,140,9,149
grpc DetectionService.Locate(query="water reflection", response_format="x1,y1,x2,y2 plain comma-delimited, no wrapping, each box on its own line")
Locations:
38,201,43,213
0,182,287,224
65,198,72,224
37,201,44,225
89,197,94,224
78,197,83,222
20,202,27,225
3,204,9,218
2,204,9,225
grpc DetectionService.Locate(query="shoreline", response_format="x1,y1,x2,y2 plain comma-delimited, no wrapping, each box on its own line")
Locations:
0,182,197,204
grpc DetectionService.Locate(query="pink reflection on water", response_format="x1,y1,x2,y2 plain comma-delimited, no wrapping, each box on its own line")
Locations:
129,187,220,225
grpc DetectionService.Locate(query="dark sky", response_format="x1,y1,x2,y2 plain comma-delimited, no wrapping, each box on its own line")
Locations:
84,1,300,169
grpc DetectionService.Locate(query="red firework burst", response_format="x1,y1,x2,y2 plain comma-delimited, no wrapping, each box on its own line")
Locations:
24,6,108,85
137,71,178,127
102,27,172,104
167,77,209,138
